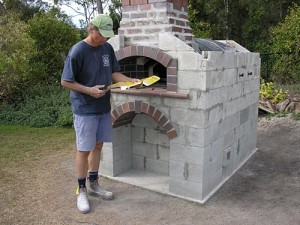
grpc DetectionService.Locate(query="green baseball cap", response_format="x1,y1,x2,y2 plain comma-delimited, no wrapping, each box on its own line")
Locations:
91,14,115,38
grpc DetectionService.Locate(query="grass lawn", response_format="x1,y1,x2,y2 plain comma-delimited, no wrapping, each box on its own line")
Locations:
0,124,75,182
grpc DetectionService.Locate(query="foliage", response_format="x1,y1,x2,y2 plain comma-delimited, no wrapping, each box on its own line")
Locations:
259,80,288,104
0,85,73,127
0,0,49,21
0,12,39,101
269,3,300,84
188,3,211,38
292,112,300,121
108,0,122,34
187,0,297,52
27,8,81,85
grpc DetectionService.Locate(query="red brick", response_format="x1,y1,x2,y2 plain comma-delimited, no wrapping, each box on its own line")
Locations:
167,83,177,92
131,45,137,56
140,3,151,10
144,47,151,57
161,54,172,67
167,75,177,84
158,115,168,126
131,0,147,5
122,0,130,6
167,67,177,76
168,58,177,67
163,121,174,132
148,105,155,116
117,105,124,116
141,102,149,113
156,51,165,63
153,109,162,121
135,100,142,113
112,109,120,119
167,129,177,139
129,101,135,111
123,46,131,58
122,102,130,113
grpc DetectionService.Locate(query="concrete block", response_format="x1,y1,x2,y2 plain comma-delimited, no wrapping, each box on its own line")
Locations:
240,107,250,125
145,128,160,145
163,97,190,109
99,161,114,176
132,126,145,142
170,125,186,145
223,68,237,86
189,88,222,110
208,69,224,89
132,141,145,156
223,129,235,148
132,155,145,171
170,143,204,165
223,98,239,119
122,126,132,143
101,146,113,163
159,133,170,147
113,127,123,146
208,104,222,125
222,146,233,167
186,127,205,147
169,177,203,200
169,160,185,179
145,158,169,176
220,113,240,137
144,143,157,159
177,70,207,91
132,114,158,129
158,145,170,161
121,142,132,159
178,52,199,71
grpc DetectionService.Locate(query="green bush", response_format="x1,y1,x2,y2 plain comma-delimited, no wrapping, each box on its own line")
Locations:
27,8,80,84
270,3,300,84
0,12,39,101
0,85,73,127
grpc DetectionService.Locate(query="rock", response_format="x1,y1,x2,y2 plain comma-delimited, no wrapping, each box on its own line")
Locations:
277,99,290,112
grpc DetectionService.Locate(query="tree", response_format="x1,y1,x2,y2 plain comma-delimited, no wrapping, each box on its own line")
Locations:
0,12,38,101
56,0,111,26
27,8,81,84
187,0,298,52
269,3,300,84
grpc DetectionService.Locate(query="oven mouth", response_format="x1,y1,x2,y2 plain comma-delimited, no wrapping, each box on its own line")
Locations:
119,56,167,88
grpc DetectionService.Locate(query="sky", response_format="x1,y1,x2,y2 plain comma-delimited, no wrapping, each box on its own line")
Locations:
41,0,86,26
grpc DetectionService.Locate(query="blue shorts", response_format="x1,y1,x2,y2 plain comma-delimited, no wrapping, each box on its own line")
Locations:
73,112,112,151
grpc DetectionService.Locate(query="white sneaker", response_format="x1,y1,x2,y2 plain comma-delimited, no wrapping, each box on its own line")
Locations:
77,187,90,214
89,180,114,200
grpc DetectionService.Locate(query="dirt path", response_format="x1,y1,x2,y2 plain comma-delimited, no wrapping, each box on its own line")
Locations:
1,116,299,225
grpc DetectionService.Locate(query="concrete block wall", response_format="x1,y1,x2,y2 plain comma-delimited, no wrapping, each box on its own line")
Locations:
132,114,170,175
101,33,260,202
157,33,260,200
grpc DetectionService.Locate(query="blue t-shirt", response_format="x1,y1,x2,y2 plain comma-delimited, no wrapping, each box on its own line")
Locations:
62,41,120,115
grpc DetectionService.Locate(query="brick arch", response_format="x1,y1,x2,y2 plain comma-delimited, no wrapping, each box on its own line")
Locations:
111,100,177,139
115,45,178,92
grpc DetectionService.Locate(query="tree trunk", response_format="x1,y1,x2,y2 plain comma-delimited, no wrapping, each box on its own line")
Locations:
96,0,103,14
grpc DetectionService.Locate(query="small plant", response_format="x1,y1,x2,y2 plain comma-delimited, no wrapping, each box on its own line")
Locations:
259,80,288,104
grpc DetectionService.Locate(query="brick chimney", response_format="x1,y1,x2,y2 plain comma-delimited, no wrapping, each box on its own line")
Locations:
118,0,193,47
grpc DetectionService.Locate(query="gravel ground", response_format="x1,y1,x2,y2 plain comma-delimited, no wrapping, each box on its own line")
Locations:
1,115,299,225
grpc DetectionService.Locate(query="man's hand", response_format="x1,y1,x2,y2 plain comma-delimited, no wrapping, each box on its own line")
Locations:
88,85,107,98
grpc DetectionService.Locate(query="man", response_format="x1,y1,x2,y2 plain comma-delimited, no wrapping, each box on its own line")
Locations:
61,14,138,214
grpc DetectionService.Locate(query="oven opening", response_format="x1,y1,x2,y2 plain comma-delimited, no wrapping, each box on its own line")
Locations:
119,56,167,88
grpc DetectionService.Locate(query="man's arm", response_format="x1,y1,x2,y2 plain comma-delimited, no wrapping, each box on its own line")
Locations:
112,72,140,83
61,80,106,98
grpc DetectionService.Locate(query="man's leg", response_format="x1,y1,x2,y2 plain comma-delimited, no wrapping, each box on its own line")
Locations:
76,151,91,214
88,142,102,172
87,142,114,200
